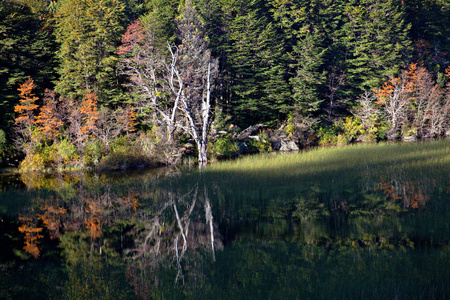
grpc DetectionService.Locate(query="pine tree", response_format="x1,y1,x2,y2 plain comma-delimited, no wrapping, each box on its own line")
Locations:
340,0,411,95
54,0,125,105
222,0,290,127
0,0,56,130
140,0,179,48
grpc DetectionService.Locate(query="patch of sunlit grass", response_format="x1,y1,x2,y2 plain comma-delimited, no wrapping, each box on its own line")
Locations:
206,140,450,179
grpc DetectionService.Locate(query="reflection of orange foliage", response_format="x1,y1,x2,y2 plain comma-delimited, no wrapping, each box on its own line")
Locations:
18,216,43,259
377,181,402,200
122,192,140,211
125,268,152,300
84,198,102,239
445,66,450,80
38,205,67,239
86,215,102,239
376,178,430,208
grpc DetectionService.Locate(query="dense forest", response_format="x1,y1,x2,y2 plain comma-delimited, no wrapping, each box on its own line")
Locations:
0,0,449,170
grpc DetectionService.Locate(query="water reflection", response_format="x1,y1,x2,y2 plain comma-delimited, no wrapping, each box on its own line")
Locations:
1,156,449,298
12,172,222,298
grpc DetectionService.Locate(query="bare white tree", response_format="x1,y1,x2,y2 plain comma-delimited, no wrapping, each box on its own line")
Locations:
118,1,219,166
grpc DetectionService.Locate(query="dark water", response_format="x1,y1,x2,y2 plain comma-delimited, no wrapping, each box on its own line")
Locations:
0,144,449,299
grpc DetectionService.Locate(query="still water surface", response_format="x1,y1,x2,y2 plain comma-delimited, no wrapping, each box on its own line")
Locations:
0,142,449,299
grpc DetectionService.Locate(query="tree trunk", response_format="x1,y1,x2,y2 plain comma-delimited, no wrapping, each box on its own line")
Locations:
197,139,207,167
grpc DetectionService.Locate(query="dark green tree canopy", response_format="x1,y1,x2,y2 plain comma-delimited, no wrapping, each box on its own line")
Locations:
54,0,125,105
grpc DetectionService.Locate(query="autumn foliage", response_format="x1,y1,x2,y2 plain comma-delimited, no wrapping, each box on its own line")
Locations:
84,197,102,239
14,78,39,143
34,89,64,141
38,204,67,239
371,63,450,139
18,216,43,259
117,105,138,137
79,91,100,140
117,20,145,56
376,177,430,209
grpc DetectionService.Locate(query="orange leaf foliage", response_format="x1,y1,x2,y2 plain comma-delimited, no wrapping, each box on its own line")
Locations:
122,192,140,211
376,178,429,209
373,78,398,105
14,78,39,127
78,91,99,140
117,19,144,55
445,66,450,80
34,89,64,141
117,106,138,134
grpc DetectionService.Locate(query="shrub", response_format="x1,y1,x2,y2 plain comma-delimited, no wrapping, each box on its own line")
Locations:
39,144,59,167
337,133,349,146
343,117,364,141
0,129,7,163
57,139,79,165
134,127,181,165
98,136,151,170
82,140,105,168
19,152,45,172
247,133,272,152
0,129,6,152
318,124,342,146
210,134,239,158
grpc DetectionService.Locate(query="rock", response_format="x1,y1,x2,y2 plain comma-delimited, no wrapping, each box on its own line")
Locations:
402,135,417,142
279,140,299,151
270,140,281,151
237,142,248,153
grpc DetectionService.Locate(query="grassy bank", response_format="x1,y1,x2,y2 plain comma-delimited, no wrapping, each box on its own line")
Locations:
206,139,450,177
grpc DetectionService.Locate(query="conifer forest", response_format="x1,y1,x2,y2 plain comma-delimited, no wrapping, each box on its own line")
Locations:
0,0,449,169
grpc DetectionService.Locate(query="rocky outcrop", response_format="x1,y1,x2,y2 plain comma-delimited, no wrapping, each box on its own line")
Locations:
270,137,299,151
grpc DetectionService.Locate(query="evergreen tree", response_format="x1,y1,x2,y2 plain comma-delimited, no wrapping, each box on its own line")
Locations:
340,0,411,95
269,0,331,116
289,32,326,115
140,0,179,48
54,0,125,105
0,0,56,130
404,0,450,71
222,0,290,127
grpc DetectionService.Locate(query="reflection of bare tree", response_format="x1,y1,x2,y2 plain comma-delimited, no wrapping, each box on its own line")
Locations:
376,172,432,209
126,183,222,286
172,187,197,284
204,186,215,262
16,172,223,298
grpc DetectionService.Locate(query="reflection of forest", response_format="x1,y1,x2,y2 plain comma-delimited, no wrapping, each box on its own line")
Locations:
2,163,448,299
13,171,223,296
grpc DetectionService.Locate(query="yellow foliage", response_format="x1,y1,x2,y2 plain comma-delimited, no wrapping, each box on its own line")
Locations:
19,153,45,172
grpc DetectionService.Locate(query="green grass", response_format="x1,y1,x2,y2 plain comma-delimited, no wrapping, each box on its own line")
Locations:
206,140,450,177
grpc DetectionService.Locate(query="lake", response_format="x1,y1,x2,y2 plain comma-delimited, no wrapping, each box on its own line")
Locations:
1,140,449,299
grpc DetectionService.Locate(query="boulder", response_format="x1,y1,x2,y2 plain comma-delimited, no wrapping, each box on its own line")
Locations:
279,140,299,151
